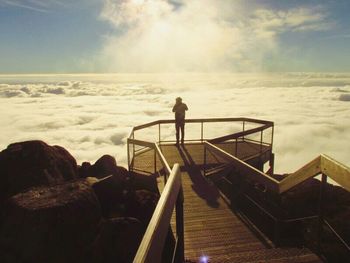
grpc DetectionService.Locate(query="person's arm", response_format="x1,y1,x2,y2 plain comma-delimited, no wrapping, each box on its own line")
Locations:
184,104,188,111
172,105,177,112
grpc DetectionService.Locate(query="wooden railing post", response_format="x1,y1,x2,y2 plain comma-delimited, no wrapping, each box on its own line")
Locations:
317,173,327,252
158,123,161,144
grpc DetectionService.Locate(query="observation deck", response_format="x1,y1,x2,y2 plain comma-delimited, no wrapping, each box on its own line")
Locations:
127,118,350,263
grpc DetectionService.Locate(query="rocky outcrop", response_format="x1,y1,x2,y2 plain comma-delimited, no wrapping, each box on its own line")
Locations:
0,140,163,263
0,180,101,263
0,140,78,203
88,217,143,263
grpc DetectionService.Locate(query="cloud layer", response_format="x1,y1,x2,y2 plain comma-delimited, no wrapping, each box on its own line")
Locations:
1,73,350,174
98,0,333,72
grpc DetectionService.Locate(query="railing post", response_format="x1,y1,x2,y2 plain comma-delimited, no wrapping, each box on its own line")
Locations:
132,132,135,170
235,138,238,156
175,186,184,263
271,125,274,149
201,121,204,142
260,130,263,154
204,146,207,176
158,123,161,144
242,120,245,141
154,148,157,174
317,173,327,252
127,138,131,171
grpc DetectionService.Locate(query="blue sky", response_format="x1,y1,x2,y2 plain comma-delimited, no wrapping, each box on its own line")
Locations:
0,0,349,73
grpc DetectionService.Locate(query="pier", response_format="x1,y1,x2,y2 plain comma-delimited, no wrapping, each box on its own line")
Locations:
128,118,350,263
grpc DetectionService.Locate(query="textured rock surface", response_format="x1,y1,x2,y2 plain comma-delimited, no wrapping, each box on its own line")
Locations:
0,141,165,263
0,140,78,203
0,179,101,263
88,217,143,263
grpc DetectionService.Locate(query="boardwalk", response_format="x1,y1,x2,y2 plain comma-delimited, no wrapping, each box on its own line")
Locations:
133,142,321,262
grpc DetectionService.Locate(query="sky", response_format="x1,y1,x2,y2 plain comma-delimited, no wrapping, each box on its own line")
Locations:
0,0,350,73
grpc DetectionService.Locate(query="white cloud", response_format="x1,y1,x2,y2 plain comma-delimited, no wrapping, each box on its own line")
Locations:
97,0,334,72
0,0,70,12
1,73,350,174
251,6,332,33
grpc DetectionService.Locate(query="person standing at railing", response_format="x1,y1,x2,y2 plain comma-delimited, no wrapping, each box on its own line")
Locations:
172,97,188,145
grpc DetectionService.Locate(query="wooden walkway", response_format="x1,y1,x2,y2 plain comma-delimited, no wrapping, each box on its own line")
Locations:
133,142,321,262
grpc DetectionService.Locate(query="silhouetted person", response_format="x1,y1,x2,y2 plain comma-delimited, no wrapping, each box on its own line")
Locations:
172,97,188,145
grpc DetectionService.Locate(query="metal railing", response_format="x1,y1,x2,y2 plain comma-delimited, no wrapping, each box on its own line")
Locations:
128,117,274,172
128,117,350,261
128,137,184,263
133,163,184,263
204,142,350,257
128,117,274,262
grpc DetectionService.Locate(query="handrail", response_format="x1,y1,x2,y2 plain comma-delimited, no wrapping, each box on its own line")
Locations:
321,154,350,191
133,164,182,263
279,156,321,193
209,124,272,144
128,117,350,261
205,142,280,192
279,154,350,193
132,117,273,132
154,143,171,174
127,138,171,174
205,142,350,194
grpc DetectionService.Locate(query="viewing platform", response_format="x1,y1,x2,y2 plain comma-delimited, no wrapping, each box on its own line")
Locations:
127,118,350,263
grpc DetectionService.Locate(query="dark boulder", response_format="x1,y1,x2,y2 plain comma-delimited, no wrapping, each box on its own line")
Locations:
92,174,131,218
88,217,143,263
126,190,160,229
131,172,159,193
0,140,78,203
79,161,93,178
0,179,101,263
91,155,118,178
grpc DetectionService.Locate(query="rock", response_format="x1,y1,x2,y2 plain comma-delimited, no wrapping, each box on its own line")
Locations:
92,174,131,218
131,172,159,193
91,155,118,178
0,179,101,263
280,178,320,217
0,140,78,203
78,161,92,178
88,217,143,263
126,190,159,229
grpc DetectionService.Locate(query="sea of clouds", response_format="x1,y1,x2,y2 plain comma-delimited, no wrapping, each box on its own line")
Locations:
0,73,349,174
